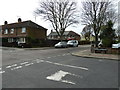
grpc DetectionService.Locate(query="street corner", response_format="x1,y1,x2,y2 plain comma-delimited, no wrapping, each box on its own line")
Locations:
71,50,119,61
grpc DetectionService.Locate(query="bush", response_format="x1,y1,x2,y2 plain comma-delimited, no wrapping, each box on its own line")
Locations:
102,38,112,47
79,40,91,45
100,20,116,47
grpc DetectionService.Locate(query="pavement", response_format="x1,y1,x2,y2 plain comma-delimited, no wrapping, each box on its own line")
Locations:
72,49,119,61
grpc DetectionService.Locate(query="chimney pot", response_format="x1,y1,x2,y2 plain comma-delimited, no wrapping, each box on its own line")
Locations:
51,29,53,33
18,18,22,22
4,21,8,25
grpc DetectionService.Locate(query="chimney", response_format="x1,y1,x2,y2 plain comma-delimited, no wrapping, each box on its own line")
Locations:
51,29,53,33
4,21,8,25
18,18,22,23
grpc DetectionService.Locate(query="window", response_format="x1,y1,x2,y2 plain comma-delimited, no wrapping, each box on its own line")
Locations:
18,38,26,43
21,27,26,33
4,29,8,34
10,29,14,34
8,38,14,43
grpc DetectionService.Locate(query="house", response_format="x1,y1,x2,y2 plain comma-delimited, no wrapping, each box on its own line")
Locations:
0,18,47,47
48,30,81,41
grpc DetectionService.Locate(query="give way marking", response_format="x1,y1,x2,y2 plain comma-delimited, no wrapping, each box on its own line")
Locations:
46,70,82,85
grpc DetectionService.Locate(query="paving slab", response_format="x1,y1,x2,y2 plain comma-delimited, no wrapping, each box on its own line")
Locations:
72,50,119,61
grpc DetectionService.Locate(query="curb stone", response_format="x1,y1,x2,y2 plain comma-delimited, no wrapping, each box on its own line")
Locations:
71,52,119,61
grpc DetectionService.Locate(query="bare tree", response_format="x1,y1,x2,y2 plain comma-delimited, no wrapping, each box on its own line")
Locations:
81,0,117,47
35,0,79,40
81,25,93,41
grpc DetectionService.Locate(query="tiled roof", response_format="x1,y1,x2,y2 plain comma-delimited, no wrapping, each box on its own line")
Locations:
2,20,47,30
48,31,80,36
48,31,71,36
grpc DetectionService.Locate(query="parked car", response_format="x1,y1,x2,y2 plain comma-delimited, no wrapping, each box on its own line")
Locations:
18,43,31,48
67,40,78,47
112,43,120,48
54,41,68,48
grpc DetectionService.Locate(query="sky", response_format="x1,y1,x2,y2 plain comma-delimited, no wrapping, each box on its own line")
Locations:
0,0,119,35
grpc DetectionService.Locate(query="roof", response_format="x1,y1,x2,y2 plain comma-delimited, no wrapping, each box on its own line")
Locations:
48,31,80,36
2,20,47,30
49,31,70,36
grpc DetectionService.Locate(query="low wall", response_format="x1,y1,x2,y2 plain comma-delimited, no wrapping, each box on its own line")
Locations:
106,48,120,54
91,46,120,54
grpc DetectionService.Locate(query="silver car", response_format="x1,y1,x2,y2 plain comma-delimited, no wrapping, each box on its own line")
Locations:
54,41,68,48
67,40,78,47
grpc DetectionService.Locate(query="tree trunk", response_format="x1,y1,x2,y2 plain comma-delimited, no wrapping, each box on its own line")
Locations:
60,35,63,41
95,34,98,47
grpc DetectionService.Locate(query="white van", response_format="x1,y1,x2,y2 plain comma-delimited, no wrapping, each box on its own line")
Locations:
67,40,78,47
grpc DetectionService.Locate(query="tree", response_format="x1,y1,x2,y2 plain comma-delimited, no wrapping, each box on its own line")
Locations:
34,0,79,40
81,25,93,41
116,26,120,42
81,0,117,47
100,20,116,47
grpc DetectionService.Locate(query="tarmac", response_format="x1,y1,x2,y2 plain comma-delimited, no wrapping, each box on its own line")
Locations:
1,46,119,61
72,49,119,61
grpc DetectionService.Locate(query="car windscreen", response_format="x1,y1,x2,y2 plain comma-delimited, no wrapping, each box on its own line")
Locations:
68,40,75,43
59,42,66,44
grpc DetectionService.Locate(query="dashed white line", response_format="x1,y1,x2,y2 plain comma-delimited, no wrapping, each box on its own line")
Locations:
66,53,70,55
20,62,29,65
11,66,22,70
25,63,34,66
47,57,51,59
6,64,17,68
62,54,66,56
0,71,5,74
35,59,44,63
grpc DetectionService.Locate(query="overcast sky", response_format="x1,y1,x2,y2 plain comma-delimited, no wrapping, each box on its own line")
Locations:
0,0,119,35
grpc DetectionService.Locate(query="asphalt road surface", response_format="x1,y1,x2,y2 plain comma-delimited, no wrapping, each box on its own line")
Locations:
0,45,118,88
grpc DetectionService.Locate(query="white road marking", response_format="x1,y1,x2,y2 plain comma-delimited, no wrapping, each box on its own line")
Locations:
34,59,88,71
35,59,44,63
99,60,103,62
11,66,22,70
25,63,34,66
47,57,51,59
44,60,88,71
35,59,48,63
6,64,17,68
0,71,5,74
62,54,66,56
20,62,29,65
0,68,1,70
66,53,70,55
46,70,79,85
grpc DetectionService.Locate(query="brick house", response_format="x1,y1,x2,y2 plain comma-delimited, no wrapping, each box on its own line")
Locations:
48,30,81,41
0,19,47,47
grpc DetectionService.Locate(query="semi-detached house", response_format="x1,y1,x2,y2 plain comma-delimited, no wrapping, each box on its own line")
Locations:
0,18,47,47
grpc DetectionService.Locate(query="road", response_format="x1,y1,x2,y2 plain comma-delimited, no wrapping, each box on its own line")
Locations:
0,45,118,88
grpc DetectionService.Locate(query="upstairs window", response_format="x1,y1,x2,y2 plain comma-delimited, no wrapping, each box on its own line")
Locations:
10,28,14,34
21,27,26,33
4,29,8,34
